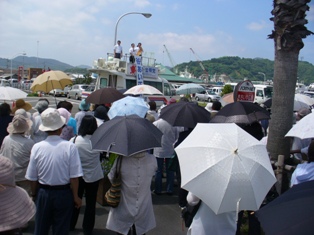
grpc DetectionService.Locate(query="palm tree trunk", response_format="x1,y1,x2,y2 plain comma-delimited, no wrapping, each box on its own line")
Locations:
267,49,298,159
267,0,313,162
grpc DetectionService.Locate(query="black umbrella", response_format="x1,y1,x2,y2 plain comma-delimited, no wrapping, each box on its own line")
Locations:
159,101,211,128
256,180,314,235
90,115,162,156
86,88,124,104
210,101,270,124
262,98,272,108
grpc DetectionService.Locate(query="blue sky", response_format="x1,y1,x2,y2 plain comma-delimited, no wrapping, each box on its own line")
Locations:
1,0,314,68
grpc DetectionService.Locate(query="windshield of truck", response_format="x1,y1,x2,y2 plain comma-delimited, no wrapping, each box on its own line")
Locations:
264,87,273,98
100,78,108,88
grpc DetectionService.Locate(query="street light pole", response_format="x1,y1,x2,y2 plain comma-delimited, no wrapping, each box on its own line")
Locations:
114,12,152,45
10,52,26,79
258,72,266,83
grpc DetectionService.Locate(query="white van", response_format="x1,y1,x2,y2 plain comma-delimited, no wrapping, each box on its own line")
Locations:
8,79,19,88
0,79,10,87
254,85,273,103
208,86,223,96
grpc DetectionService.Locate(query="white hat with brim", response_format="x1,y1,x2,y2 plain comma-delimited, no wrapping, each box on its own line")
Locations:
39,108,66,132
0,157,36,232
7,114,33,134
205,103,213,112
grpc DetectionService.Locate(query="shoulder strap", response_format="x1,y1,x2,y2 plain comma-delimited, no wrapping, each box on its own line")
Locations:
72,135,78,143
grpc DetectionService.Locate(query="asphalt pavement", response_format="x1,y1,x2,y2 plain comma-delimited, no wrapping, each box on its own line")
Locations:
23,179,187,235
22,96,187,235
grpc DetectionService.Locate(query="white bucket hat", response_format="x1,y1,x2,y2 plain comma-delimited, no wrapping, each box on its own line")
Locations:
7,114,33,134
0,156,36,232
205,103,213,112
39,108,66,132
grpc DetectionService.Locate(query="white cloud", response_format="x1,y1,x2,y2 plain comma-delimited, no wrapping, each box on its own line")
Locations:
247,21,269,31
136,31,249,65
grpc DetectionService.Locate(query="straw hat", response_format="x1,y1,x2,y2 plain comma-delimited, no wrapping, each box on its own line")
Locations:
12,99,32,114
0,156,36,232
39,108,66,132
7,114,33,134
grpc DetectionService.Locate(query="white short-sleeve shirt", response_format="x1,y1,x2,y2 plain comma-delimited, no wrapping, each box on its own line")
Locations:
26,135,83,185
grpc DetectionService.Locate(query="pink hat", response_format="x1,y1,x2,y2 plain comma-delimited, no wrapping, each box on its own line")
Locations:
57,107,71,123
0,157,36,232
167,98,177,105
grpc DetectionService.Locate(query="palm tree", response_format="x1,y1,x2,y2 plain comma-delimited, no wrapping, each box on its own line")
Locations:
267,1,313,173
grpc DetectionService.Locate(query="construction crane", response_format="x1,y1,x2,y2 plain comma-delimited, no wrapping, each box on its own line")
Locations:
163,45,177,69
189,48,209,81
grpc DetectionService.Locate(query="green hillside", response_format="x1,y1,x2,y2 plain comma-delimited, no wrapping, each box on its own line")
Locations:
174,57,314,85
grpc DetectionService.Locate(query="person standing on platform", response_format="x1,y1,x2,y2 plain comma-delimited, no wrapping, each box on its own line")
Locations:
114,40,123,59
135,42,143,56
129,43,136,63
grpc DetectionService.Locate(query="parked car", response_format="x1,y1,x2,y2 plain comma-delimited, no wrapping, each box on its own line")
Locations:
8,78,19,88
67,84,89,100
21,80,33,90
0,79,10,87
208,86,223,96
195,90,221,102
49,89,67,97
81,85,95,100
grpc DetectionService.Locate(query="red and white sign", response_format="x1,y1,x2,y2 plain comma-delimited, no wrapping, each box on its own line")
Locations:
233,80,255,102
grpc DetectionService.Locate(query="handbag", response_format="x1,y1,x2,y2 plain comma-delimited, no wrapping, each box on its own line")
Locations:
181,201,201,227
168,152,179,172
104,156,122,208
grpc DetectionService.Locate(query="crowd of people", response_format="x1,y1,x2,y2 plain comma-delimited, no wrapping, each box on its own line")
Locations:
0,95,313,235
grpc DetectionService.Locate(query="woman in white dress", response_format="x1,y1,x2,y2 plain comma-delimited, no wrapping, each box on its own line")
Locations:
187,192,237,235
106,151,157,235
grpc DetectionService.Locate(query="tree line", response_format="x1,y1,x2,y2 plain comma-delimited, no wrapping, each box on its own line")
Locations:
174,56,314,85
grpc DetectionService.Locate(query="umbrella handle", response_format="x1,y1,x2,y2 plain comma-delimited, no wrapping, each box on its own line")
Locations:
106,142,116,158
236,198,241,222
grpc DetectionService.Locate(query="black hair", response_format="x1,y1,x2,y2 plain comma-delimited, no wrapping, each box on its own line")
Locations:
38,98,50,105
307,141,314,163
212,101,222,111
179,97,189,102
78,115,98,137
0,103,11,116
57,101,73,112
148,101,156,111
238,122,264,141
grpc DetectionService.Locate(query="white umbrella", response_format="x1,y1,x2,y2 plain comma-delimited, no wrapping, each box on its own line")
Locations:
175,83,205,95
123,84,162,95
107,96,149,119
175,123,276,215
293,100,310,111
285,111,314,139
0,87,28,101
295,93,314,106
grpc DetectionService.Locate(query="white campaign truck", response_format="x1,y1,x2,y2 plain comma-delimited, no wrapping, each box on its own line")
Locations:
254,84,273,103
